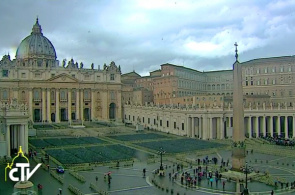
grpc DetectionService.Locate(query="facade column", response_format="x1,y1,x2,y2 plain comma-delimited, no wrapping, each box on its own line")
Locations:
116,91,122,121
55,89,60,123
28,89,33,121
285,116,288,139
255,116,259,138
91,90,95,121
42,89,46,122
270,116,274,137
68,89,72,122
46,89,51,122
6,125,10,157
80,89,84,121
277,116,281,136
262,116,266,137
76,89,80,120
20,125,25,151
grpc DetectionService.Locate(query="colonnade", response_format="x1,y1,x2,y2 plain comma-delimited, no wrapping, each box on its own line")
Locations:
6,124,28,157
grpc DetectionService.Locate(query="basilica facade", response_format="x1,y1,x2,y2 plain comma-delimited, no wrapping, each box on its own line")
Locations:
0,19,122,124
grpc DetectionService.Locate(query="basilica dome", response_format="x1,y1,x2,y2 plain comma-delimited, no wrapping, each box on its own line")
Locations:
16,18,56,60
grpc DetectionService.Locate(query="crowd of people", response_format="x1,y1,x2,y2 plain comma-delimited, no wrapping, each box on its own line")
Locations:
261,136,295,146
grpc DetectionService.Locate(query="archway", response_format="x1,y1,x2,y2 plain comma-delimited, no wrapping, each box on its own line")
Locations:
109,103,116,120
84,108,90,121
34,109,41,122
51,113,55,122
71,112,76,120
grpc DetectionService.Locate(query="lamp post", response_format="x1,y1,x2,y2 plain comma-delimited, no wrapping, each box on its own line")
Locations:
244,162,249,194
158,147,165,176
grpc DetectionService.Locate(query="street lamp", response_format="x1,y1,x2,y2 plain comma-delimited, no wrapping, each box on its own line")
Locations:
158,147,165,176
244,162,249,194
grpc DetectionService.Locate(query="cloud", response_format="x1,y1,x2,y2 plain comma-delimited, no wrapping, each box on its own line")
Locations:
0,0,294,76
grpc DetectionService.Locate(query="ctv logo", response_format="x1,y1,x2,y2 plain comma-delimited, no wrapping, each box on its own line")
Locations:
5,146,42,182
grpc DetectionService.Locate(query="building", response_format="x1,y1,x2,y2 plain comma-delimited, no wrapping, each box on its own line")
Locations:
123,57,295,139
0,19,122,124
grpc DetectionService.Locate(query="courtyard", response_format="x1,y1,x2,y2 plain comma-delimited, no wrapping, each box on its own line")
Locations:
1,124,295,195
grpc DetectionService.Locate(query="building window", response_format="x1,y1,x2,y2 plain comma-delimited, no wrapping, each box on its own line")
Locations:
60,91,67,100
33,90,40,100
133,116,135,121
281,67,284,72
264,68,267,73
154,119,156,125
21,91,26,100
21,73,26,78
160,120,162,126
110,74,115,81
148,118,150,124
51,74,55,78
142,117,145,123
272,68,275,73
289,66,291,72
35,73,41,78
174,122,176,129
2,90,8,100
272,79,276,85
2,70,8,77
72,74,75,78
256,68,260,74
167,121,169,127
182,123,184,130
84,75,90,80
110,91,115,100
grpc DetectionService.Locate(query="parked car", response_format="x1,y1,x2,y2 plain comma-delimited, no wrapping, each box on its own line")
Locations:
56,165,65,173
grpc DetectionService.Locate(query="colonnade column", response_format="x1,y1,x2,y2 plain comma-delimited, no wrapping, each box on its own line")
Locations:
209,117,213,139
199,117,202,139
80,89,84,121
46,89,51,122
42,89,46,122
285,116,288,138
248,117,252,138
68,89,72,122
270,116,273,137
76,89,80,120
91,90,95,121
277,116,281,136
202,116,208,140
192,117,195,138
24,124,28,154
262,116,266,137
28,89,33,121
187,117,192,137
20,125,25,152
255,117,259,138
6,125,10,157
55,89,60,123
220,117,224,139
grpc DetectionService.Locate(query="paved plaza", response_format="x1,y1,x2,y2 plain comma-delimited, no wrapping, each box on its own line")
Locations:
1,125,295,195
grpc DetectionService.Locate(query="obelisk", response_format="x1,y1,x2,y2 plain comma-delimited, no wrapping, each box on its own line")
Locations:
232,42,246,171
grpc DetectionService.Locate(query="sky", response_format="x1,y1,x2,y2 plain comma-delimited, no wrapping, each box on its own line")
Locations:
0,0,295,76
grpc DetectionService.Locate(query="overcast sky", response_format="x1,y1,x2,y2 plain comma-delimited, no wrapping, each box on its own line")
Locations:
0,0,295,75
